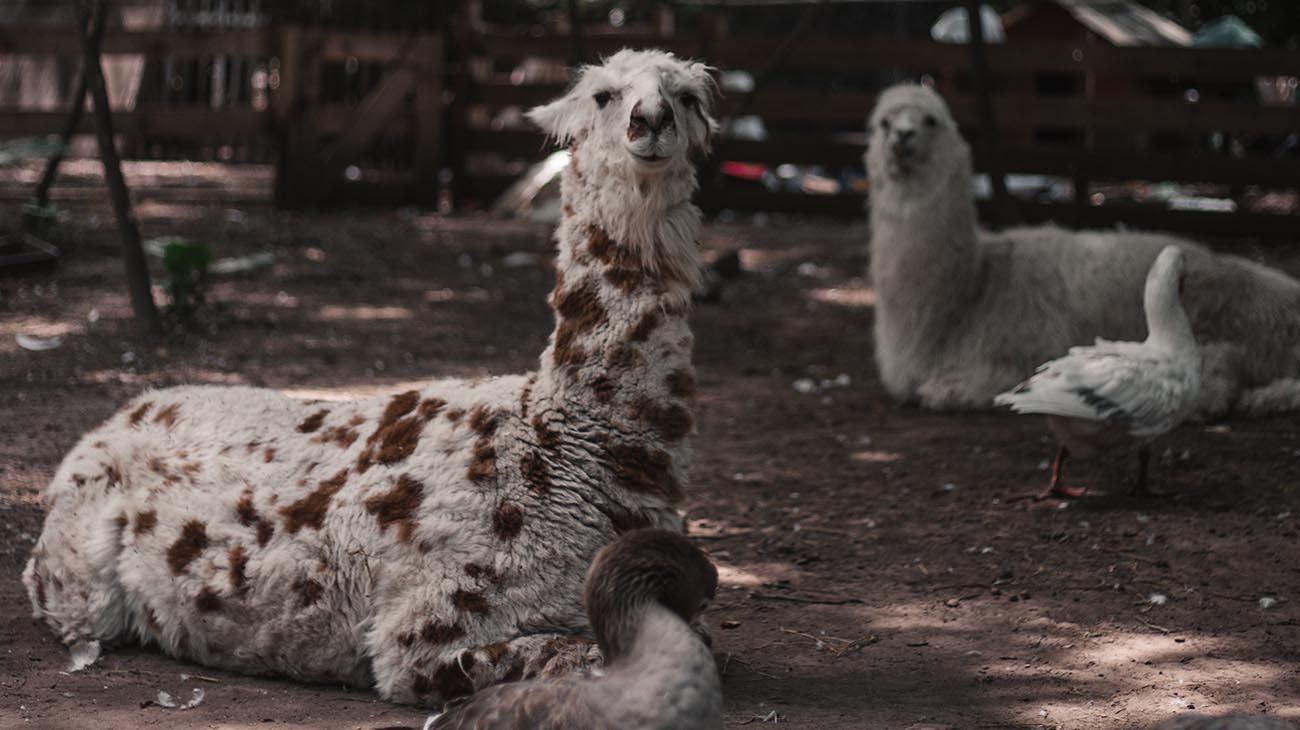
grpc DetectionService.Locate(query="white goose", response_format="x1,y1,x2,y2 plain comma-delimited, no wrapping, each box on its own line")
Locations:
996,245,1201,499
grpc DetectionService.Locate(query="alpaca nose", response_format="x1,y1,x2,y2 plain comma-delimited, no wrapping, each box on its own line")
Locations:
894,128,915,145
628,100,674,140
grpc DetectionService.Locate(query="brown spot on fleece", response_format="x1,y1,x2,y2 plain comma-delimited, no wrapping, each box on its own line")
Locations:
452,589,491,616
466,406,500,484
235,491,258,526
104,464,122,489
604,441,683,503
493,502,525,540
313,425,360,448
608,509,654,534
294,577,325,607
666,368,696,399
153,404,180,428
167,520,209,575
134,510,158,536
228,545,249,597
128,401,153,426
420,621,465,645
255,519,274,547
520,450,550,494
463,563,498,580
629,310,660,341
195,587,223,613
628,397,694,442
356,391,425,473
551,279,607,368
434,653,477,699
280,469,349,534
418,398,447,420
297,409,329,433
364,474,424,543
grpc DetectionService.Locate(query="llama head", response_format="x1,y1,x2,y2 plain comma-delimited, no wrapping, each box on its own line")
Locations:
582,528,717,661
527,49,717,178
865,83,969,187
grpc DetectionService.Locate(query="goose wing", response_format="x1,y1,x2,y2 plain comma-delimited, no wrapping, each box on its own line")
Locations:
995,348,1194,437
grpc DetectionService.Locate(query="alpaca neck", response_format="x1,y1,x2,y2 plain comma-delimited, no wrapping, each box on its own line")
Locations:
602,603,718,724
528,145,701,505
869,162,980,315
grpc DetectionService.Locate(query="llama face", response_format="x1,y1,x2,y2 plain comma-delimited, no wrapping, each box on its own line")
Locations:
865,84,961,183
527,49,717,176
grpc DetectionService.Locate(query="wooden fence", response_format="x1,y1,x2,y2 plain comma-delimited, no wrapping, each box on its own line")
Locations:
459,30,1300,238
1,15,1298,236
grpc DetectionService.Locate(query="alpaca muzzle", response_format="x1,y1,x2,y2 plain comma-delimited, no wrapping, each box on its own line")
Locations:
628,100,675,142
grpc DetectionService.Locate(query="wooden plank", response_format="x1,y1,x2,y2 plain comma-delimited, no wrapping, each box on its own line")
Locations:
0,27,272,58
475,33,692,62
694,186,1300,238
314,30,442,64
472,32,1299,81
0,109,267,137
320,65,418,165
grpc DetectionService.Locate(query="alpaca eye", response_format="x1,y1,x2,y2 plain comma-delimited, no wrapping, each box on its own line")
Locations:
880,118,892,132
923,114,938,128
680,93,698,109
593,91,612,109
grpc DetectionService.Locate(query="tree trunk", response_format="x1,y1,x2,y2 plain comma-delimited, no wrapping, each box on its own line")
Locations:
965,0,1019,229
78,0,161,334
33,6,107,208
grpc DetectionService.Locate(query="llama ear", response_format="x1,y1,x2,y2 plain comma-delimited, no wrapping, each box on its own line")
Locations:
686,62,720,152
527,78,595,145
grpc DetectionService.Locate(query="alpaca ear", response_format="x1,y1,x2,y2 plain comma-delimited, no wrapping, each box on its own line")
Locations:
686,62,720,152
527,74,595,145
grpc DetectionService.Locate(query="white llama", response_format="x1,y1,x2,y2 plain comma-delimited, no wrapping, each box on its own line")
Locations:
23,48,718,706
866,83,1300,416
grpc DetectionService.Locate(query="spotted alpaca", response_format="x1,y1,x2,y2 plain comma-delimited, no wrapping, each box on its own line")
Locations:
23,48,717,706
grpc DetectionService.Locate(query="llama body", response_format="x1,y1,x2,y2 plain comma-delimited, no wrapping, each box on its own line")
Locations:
24,49,717,706
867,84,1300,416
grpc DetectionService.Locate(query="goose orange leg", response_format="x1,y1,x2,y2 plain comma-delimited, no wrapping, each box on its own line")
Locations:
1036,446,1087,500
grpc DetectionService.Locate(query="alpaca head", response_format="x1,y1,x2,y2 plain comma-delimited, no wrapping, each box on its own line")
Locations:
582,528,717,661
527,49,717,180
865,83,969,187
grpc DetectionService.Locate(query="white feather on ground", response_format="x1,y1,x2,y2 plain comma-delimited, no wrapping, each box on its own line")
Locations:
995,245,1201,499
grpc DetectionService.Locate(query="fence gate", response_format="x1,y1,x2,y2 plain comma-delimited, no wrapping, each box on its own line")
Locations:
272,28,444,208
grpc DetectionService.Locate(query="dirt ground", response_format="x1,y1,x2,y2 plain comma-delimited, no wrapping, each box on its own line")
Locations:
2,162,1299,730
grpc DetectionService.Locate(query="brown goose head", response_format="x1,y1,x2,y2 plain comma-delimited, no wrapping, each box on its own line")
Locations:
582,528,718,661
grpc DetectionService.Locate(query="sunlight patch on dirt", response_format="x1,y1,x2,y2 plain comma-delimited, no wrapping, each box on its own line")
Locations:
316,305,414,321
807,280,876,309
851,449,900,463
715,561,805,588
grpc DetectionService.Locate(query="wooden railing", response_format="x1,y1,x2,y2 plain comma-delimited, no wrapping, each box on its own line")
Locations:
457,31,1300,238
1,19,1297,236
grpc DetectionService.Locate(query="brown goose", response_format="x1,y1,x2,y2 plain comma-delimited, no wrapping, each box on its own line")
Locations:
428,529,721,730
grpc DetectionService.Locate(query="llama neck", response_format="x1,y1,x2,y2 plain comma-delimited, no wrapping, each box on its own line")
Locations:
528,150,701,504
869,163,980,315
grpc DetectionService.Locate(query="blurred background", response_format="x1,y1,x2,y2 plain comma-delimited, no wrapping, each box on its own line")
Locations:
1,0,1297,247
